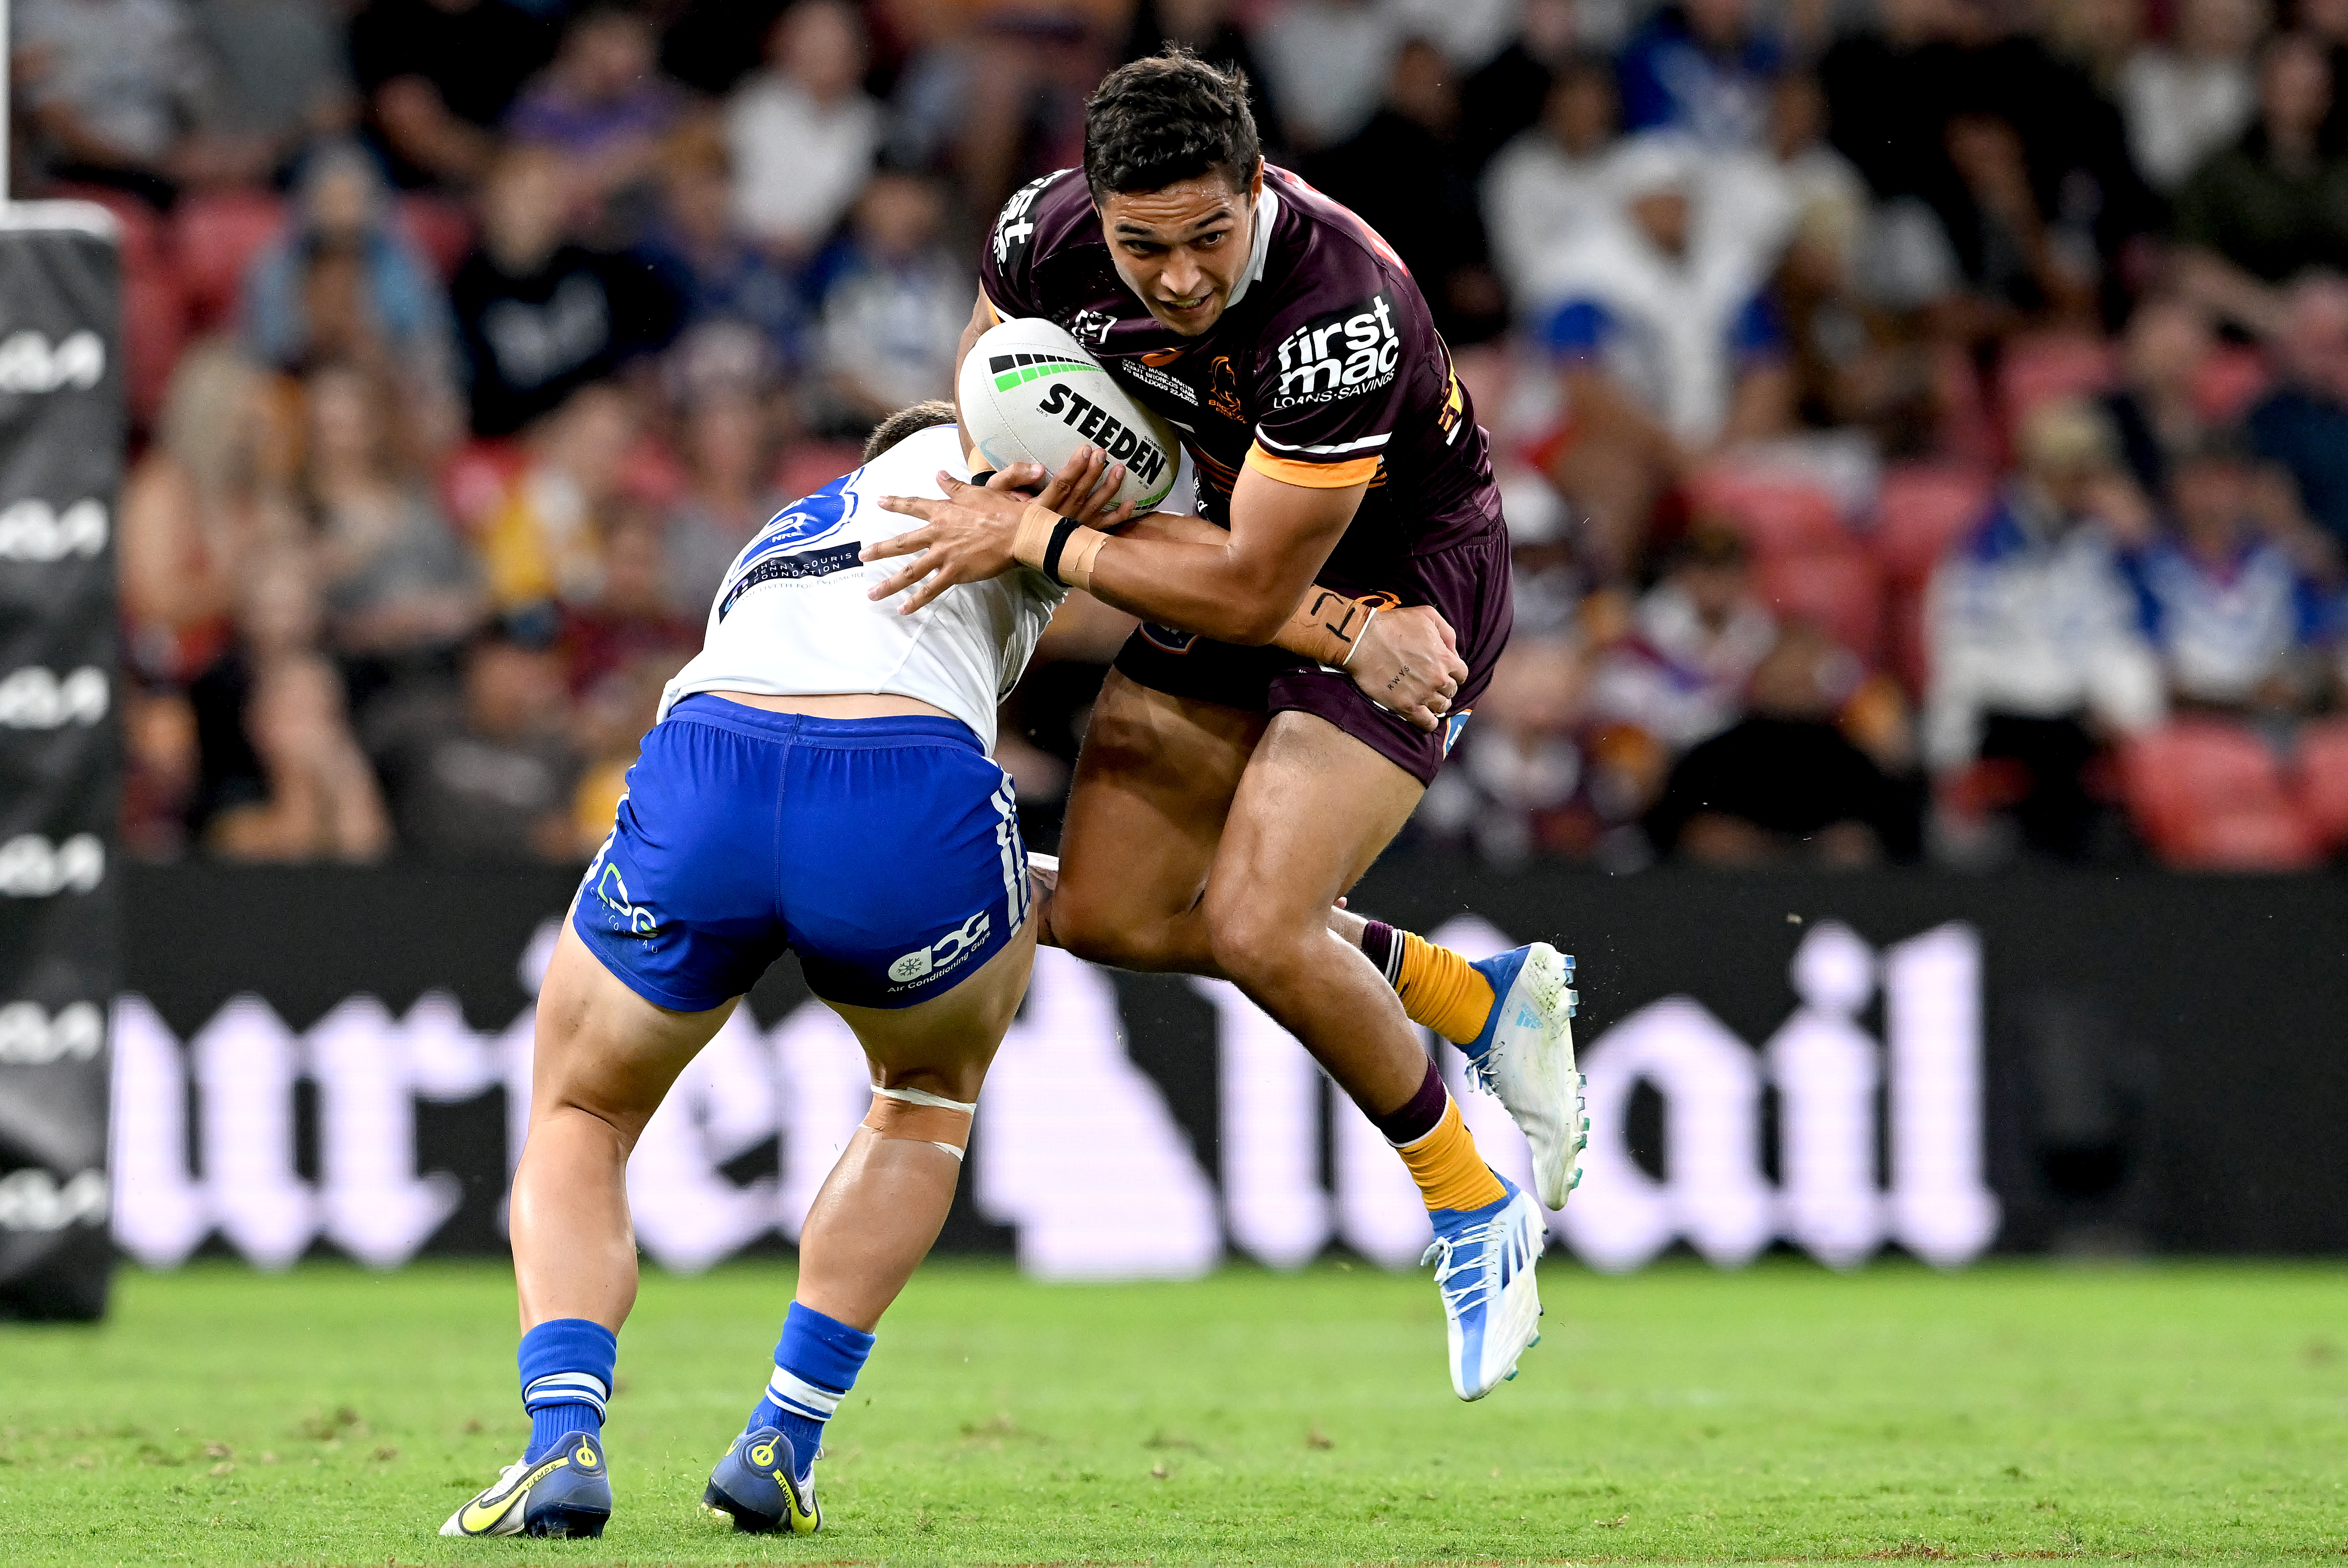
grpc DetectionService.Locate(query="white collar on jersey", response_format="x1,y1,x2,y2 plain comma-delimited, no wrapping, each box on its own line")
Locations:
1222,182,1281,312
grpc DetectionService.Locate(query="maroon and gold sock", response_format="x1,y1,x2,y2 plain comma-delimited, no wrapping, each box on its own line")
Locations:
1370,1058,1506,1213
1358,922,1496,1046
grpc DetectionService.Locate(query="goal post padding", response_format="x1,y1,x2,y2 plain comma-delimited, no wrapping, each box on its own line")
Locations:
0,210,123,1320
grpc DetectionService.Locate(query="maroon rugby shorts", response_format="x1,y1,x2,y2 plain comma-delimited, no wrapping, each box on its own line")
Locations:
1109,520,1512,785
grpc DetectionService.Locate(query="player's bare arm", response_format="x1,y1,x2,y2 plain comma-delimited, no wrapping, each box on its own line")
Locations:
867,460,1468,727
949,293,994,434
1111,510,1467,731
954,291,1466,726
871,460,1348,639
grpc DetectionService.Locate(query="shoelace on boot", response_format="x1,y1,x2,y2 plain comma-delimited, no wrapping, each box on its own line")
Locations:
478,1456,533,1500
1420,1215,1505,1314
1461,1050,1502,1096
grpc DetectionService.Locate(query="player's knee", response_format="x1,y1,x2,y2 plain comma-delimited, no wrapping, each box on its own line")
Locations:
878,1058,988,1106
1049,894,1186,972
862,1079,977,1161
530,1092,655,1159
1202,887,1318,983
1053,911,1156,970
529,1032,678,1153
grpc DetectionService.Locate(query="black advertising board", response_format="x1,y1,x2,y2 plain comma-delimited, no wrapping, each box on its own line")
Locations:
111,860,2348,1274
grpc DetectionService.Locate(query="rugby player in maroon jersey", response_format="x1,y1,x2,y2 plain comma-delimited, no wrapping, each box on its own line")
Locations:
867,51,1584,1398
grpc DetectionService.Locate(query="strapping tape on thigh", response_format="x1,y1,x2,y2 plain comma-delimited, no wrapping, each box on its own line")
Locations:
862,1084,977,1159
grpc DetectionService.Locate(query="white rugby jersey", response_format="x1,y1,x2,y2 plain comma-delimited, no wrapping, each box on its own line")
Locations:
659,424,1064,750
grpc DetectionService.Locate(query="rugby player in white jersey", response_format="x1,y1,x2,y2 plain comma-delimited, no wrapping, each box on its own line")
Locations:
440,403,1477,1541
869,51,1585,1407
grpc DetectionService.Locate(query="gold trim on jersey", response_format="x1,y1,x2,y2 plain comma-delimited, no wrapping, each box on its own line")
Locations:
1245,443,1383,489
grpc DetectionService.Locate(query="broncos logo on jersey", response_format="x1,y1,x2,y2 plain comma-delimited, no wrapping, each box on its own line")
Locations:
1207,354,1244,422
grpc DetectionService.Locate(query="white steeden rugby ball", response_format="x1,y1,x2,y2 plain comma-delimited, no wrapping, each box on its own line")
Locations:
958,317,1180,513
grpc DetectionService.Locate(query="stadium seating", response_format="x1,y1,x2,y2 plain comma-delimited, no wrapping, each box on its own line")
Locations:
51,184,165,273
2292,718,2348,849
1874,464,1995,695
1755,547,1884,661
1998,333,2116,426
1684,466,1848,556
396,194,475,281
174,190,287,332
2119,720,2324,869
1874,464,1996,586
120,269,189,431
1930,341,2001,467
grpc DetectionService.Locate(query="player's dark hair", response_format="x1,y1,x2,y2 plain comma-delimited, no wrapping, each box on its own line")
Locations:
864,400,959,463
1083,48,1261,204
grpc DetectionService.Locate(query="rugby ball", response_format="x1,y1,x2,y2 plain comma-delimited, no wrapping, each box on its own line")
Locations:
958,317,1182,513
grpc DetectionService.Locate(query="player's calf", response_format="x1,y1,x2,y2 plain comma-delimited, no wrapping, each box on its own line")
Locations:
708,995,995,1534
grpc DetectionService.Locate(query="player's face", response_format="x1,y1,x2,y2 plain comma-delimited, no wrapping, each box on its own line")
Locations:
1097,165,1262,337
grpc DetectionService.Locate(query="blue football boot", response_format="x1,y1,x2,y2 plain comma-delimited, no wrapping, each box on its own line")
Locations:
1424,1172,1547,1400
440,1430,611,1539
704,1426,821,1534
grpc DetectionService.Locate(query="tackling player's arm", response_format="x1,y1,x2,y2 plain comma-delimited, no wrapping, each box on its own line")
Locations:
950,293,995,439
878,452,1358,643
962,455,1465,728
869,462,1344,644
1091,464,1360,645
869,449,1468,726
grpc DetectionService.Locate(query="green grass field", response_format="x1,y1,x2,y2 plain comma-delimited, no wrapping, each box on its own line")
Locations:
0,1258,2340,1566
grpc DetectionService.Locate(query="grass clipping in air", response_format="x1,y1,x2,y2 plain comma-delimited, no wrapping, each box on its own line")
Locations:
1,1257,2339,1565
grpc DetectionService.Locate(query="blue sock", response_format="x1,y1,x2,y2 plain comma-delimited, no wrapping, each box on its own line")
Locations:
745,1302,874,1477
519,1318,618,1463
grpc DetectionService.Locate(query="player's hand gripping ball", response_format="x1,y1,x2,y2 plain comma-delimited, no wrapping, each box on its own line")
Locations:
866,444,1133,613
957,317,1181,514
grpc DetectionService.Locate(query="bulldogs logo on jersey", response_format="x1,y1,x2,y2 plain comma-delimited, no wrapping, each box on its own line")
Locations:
1270,291,1402,408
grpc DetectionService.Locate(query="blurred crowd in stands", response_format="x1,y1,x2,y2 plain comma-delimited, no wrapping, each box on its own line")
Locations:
51,0,2348,871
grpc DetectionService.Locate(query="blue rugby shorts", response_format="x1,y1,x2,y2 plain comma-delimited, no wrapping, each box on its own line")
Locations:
571,695,1031,1011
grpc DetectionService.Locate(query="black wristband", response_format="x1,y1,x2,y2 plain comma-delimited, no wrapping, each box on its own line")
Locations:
969,469,999,487
1040,516,1085,584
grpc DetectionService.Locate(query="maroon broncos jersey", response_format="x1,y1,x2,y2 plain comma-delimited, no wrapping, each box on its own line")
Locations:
978,164,1501,591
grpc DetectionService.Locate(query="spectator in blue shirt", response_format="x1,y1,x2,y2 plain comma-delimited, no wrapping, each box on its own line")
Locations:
810,169,970,435
1617,0,1781,150
243,142,455,392
633,122,808,378
2124,429,2339,713
2247,275,2348,554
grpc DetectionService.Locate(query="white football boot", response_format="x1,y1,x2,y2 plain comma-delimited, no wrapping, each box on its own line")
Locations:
1460,943,1587,1208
